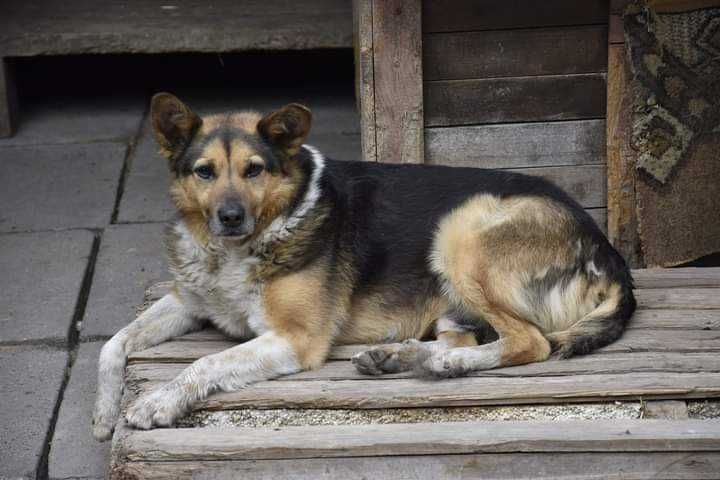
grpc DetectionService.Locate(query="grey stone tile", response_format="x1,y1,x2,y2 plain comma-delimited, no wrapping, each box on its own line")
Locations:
0,345,68,480
117,87,361,223
0,95,145,147
49,342,109,480
116,126,175,224
0,143,127,232
82,223,170,339
0,230,95,343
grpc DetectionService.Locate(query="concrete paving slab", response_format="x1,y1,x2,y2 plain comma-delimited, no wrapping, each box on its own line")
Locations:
116,126,175,224
0,95,145,146
82,223,170,339
117,87,361,223
0,142,127,232
0,230,95,344
49,342,110,480
0,345,68,480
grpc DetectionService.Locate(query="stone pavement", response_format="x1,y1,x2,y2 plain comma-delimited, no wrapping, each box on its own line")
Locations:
0,87,359,479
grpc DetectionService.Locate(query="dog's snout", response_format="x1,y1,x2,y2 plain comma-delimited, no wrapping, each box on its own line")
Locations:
218,204,245,227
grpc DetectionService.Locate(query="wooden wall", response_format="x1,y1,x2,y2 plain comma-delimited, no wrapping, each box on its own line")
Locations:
355,0,610,231
422,0,610,230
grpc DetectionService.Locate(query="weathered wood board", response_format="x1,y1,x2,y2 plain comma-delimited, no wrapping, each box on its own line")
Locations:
424,74,607,127
113,267,720,478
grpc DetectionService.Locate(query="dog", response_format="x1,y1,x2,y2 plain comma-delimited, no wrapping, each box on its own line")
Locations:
92,93,636,440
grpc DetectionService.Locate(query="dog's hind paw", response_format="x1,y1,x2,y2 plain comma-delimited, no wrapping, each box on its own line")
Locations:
352,340,431,375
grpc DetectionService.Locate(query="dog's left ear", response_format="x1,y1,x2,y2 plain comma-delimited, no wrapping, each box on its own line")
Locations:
151,92,202,160
257,103,312,157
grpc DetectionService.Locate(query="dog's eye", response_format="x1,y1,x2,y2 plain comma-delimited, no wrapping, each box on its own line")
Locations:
244,163,264,178
194,165,214,179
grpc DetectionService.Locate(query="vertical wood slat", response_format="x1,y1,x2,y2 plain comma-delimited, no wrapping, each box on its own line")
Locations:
353,0,377,162
606,29,641,265
0,57,19,138
372,0,424,164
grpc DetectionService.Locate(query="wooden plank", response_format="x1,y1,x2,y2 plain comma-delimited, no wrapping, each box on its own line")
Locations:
588,208,608,234
632,268,720,289
424,26,608,81
607,42,640,266
611,0,633,14
424,74,607,127
127,352,720,385
423,0,609,33
120,420,720,461
634,288,720,310
118,452,720,480
133,372,720,409
609,14,624,44
0,58,18,138
372,0,424,164
627,309,720,329
511,165,607,209
129,311,720,364
0,0,353,56
424,120,606,169
353,0,377,162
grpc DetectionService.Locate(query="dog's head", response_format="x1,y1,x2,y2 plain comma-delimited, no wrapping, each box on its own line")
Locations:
150,93,312,241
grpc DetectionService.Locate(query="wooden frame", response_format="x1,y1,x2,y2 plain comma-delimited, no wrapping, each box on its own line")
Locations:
355,0,424,164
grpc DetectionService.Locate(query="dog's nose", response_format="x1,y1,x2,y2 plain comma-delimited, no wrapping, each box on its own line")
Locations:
218,206,244,227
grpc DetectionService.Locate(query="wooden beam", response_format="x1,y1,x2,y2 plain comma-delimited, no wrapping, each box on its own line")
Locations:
120,419,720,462
117,452,720,480
353,0,377,162
0,58,19,138
425,74,607,127
607,42,641,266
372,0,424,163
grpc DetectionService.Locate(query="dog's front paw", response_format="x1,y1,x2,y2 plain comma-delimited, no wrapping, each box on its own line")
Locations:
92,404,119,441
125,385,188,430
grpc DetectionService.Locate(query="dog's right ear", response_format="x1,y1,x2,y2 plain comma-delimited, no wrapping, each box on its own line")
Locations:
151,93,202,160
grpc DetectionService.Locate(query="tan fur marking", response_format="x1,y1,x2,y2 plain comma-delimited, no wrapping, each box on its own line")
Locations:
262,266,337,370
437,330,478,349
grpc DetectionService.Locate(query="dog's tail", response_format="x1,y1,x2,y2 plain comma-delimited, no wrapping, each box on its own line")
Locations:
546,273,636,359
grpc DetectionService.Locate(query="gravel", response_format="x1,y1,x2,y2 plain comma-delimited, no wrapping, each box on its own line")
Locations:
688,400,720,419
178,402,643,428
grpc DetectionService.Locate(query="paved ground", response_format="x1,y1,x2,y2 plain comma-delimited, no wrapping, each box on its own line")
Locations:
0,86,359,480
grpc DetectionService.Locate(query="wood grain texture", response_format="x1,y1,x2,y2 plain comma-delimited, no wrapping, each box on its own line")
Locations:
120,420,720,461
424,26,608,81
116,452,720,480
129,325,720,366
511,165,607,208
609,14,624,44
607,43,640,266
634,288,720,310
132,372,720,409
642,400,689,420
127,351,720,385
0,58,18,138
632,267,720,289
424,74,607,127
372,0,424,163
424,120,606,169
0,0,353,55
588,208,608,233
353,0,377,162
423,0,609,33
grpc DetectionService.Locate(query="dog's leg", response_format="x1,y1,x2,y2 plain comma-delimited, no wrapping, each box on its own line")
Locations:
353,315,478,375
125,331,301,429
419,310,550,378
92,292,201,440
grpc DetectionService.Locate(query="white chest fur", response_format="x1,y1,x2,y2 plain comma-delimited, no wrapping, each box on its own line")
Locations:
170,222,269,339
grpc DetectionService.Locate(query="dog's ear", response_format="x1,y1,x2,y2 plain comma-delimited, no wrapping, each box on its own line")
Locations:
151,93,202,159
257,103,312,157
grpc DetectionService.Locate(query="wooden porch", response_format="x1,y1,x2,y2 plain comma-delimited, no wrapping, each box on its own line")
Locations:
111,267,720,478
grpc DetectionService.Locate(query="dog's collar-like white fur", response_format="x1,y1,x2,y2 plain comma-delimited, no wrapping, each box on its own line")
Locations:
256,144,326,247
